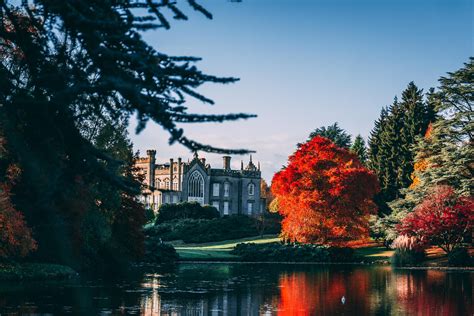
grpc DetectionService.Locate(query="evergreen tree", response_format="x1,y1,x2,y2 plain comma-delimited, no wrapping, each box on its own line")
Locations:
305,122,352,148
368,82,433,206
380,59,473,243
350,134,367,164
367,107,389,172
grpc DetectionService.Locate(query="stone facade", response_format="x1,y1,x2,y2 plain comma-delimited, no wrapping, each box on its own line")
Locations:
135,150,264,216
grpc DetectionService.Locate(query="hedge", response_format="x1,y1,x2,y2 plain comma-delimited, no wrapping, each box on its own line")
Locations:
230,242,355,262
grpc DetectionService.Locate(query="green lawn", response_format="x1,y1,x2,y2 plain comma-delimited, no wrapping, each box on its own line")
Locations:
171,236,396,262
171,235,280,260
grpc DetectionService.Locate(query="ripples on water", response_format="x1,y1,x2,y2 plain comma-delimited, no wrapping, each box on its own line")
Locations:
0,264,472,315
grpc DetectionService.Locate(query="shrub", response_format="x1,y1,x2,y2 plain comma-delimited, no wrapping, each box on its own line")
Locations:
447,248,472,267
148,215,261,243
144,208,156,223
391,235,426,267
155,202,220,224
230,242,355,262
144,239,178,264
254,212,282,235
391,248,426,267
327,247,355,262
397,186,473,255
181,216,258,243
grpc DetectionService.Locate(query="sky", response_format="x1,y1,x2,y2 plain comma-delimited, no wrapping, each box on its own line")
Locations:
129,0,473,182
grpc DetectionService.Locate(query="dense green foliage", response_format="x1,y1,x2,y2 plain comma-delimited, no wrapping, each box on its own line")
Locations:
155,202,220,224
0,263,77,281
143,240,179,265
231,242,355,262
368,82,435,206
350,134,368,165
391,248,426,267
303,122,352,148
379,59,474,243
147,215,280,244
447,248,472,267
0,1,252,269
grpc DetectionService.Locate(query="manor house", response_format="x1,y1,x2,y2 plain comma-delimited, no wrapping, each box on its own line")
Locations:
135,150,264,216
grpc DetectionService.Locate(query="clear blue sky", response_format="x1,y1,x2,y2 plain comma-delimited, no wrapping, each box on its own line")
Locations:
129,0,473,182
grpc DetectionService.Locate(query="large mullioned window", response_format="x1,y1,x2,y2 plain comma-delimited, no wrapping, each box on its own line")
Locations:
188,171,204,198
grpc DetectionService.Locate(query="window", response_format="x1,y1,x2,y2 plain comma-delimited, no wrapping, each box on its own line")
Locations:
248,183,255,196
223,201,229,215
188,171,204,197
247,202,253,215
188,171,204,204
164,195,170,204
224,182,230,197
213,183,220,197
212,201,220,211
172,195,178,203
165,180,170,190
173,181,178,190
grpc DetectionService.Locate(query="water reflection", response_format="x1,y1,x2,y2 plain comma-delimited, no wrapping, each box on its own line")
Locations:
0,264,471,315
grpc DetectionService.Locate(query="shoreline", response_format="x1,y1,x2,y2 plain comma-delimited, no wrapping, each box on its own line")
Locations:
0,263,78,281
177,260,474,270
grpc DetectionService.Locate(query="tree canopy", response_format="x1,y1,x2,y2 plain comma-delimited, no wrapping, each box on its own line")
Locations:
350,134,367,165
368,82,435,205
272,136,379,245
304,122,352,148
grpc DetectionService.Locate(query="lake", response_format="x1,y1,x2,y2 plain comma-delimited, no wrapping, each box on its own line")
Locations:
0,263,472,315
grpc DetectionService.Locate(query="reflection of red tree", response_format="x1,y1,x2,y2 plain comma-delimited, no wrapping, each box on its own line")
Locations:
394,271,472,316
277,269,371,315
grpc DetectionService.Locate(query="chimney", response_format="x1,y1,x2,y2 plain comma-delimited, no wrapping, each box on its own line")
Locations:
223,156,231,170
169,158,174,190
200,158,206,165
177,157,182,191
146,150,156,188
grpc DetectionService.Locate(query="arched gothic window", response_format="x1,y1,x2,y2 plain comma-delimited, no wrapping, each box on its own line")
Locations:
188,171,204,198
248,183,255,196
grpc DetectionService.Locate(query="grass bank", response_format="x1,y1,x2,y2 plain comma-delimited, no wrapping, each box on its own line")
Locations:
0,263,78,281
170,236,472,268
171,235,395,263
171,235,280,261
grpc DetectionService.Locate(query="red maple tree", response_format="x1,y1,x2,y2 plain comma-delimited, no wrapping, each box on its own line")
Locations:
0,134,37,259
271,136,379,245
398,186,473,254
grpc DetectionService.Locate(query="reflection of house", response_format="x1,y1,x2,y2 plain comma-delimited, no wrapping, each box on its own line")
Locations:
135,150,264,216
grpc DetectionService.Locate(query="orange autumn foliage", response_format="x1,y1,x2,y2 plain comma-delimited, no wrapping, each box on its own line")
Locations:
271,136,379,246
409,123,433,189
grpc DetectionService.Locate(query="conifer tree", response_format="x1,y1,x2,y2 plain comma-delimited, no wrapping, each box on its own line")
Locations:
350,134,367,165
304,122,352,148
368,82,434,206
379,58,473,243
